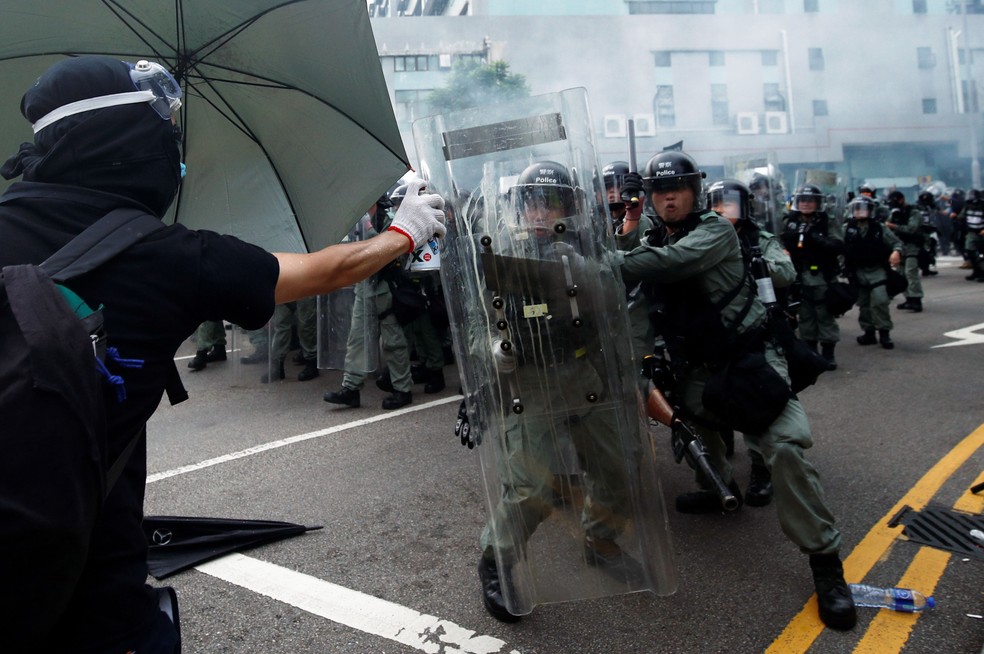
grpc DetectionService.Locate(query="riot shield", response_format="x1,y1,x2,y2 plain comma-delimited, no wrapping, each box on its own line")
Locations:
413,88,676,617
316,216,379,372
724,151,786,233
793,168,846,219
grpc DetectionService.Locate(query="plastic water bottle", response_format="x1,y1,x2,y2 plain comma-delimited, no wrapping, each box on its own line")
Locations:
749,245,777,306
848,583,935,613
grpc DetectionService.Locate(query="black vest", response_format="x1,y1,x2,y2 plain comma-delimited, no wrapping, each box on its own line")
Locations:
843,219,891,268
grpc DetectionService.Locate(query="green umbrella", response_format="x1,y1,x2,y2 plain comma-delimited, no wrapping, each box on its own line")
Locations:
0,0,409,252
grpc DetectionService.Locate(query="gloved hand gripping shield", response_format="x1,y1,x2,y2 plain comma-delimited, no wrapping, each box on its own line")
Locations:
413,88,676,617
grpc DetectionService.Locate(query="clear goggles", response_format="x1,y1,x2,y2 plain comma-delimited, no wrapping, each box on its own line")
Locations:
32,59,181,133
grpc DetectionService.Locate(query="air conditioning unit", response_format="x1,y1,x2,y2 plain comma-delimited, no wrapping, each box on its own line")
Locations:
764,111,788,134
438,53,452,69
632,113,656,136
736,111,759,135
603,114,627,138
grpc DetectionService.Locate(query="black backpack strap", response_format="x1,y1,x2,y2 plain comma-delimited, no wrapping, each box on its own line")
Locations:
39,208,165,283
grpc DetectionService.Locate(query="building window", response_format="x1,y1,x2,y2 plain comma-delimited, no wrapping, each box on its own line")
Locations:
804,0,819,12
455,53,485,66
813,99,828,116
394,89,432,122
808,48,825,71
393,55,429,72
917,47,936,69
922,98,937,114
628,0,717,14
764,83,786,111
654,85,676,128
913,0,927,13
709,51,725,67
711,84,729,126
761,50,779,66
654,51,672,67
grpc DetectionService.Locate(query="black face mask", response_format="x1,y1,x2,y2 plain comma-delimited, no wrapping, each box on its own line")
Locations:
1,56,182,217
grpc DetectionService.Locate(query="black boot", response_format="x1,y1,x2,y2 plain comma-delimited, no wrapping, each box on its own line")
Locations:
856,329,877,345
382,390,412,410
820,342,837,370
424,368,446,394
809,553,857,631
375,367,394,393
205,344,227,362
878,329,894,350
720,428,735,459
260,361,286,383
297,358,319,381
478,554,520,623
745,464,774,507
897,297,923,312
323,386,360,408
240,349,268,365
187,350,208,371
410,365,427,384
675,480,743,514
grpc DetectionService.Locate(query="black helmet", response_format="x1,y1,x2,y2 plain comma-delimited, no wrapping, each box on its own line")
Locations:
917,190,935,207
794,184,824,212
848,196,876,219
706,179,751,222
389,183,408,206
858,183,877,196
748,173,770,191
602,161,630,189
641,151,706,205
968,188,983,204
511,160,578,216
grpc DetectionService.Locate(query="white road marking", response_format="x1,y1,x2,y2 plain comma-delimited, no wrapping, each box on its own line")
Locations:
147,395,462,483
932,322,984,349
197,554,521,654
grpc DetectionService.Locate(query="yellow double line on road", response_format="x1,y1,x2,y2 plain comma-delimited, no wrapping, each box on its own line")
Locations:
767,424,984,653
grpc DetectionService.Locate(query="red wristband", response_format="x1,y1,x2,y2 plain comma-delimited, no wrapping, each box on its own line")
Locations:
387,225,414,253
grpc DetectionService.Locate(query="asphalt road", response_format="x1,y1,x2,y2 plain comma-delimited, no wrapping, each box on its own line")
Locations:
146,257,984,654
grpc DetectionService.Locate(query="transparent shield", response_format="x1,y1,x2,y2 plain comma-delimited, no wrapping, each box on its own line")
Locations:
793,168,846,218
413,88,676,616
316,216,380,373
723,151,787,233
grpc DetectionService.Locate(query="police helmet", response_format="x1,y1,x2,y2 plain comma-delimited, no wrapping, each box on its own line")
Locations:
917,190,935,207
858,183,877,197
793,184,824,212
748,173,770,191
641,151,706,205
389,184,408,207
848,196,876,219
968,188,983,204
602,161,631,189
511,160,578,216
706,179,751,223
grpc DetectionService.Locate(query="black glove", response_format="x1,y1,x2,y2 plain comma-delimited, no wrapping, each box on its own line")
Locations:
454,399,480,448
620,172,643,208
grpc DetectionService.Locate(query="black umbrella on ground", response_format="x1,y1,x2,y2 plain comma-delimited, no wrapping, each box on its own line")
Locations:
144,515,322,579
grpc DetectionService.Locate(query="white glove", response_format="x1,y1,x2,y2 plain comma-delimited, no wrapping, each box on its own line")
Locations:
491,338,516,374
388,177,446,252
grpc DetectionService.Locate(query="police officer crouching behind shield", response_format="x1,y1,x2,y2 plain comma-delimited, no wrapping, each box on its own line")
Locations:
477,161,641,623
616,151,857,631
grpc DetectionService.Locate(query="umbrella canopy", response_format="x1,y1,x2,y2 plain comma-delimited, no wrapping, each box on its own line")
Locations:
144,515,322,579
0,0,409,252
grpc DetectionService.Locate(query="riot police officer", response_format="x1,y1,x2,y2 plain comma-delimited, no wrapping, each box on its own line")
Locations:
780,185,844,369
959,189,984,282
884,190,926,311
616,151,856,632
477,161,642,623
842,196,903,348
706,179,797,506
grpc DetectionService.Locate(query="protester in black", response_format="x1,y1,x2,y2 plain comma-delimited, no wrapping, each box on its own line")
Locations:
0,56,444,653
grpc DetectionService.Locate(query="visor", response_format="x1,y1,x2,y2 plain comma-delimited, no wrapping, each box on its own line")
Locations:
518,186,576,214
129,60,182,120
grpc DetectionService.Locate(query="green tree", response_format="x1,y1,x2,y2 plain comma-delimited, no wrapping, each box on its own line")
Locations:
428,60,530,112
